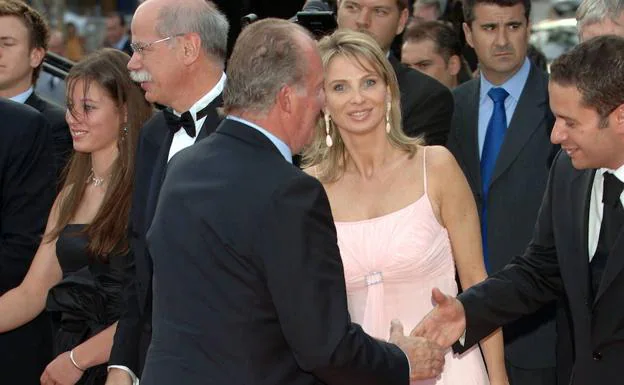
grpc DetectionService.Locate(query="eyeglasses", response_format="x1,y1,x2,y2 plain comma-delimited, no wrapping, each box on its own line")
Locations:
130,33,185,55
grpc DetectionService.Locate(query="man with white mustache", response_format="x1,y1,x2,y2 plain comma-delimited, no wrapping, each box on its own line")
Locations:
105,0,229,384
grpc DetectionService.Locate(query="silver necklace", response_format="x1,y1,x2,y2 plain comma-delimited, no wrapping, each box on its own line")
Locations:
88,169,107,187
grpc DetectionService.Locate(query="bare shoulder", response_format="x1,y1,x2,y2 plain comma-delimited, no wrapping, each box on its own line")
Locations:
420,145,459,174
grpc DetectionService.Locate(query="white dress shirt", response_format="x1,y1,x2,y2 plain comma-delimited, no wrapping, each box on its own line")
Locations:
168,72,226,161
588,166,624,260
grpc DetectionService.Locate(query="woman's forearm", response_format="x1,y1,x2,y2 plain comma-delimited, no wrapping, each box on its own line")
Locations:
480,328,508,383
72,322,119,369
0,285,46,332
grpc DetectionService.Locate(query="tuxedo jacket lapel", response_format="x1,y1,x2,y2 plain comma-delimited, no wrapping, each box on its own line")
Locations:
569,169,594,305
595,202,624,303
197,95,223,140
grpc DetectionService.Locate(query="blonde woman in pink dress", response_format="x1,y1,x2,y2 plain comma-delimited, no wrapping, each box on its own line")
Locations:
303,30,509,385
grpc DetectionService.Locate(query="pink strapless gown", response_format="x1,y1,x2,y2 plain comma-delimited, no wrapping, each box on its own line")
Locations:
335,155,489,385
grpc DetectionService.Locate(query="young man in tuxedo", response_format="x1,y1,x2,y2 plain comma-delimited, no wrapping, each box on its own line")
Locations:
336,0,454,144
105,0,229,384
0,99,56,384
140,18,445,385
415,35,624,385
0,0,71,183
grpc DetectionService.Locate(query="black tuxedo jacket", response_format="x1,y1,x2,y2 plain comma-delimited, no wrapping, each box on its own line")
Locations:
0,99,56,384
446,64,559,368
388,54,453,145
458,150,624,385
25,92,71,184
109,96,223,375
140,118,409,385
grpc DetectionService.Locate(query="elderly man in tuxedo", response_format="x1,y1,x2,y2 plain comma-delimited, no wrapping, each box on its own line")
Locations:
106,0,228,384
415,35,624,385
141,18,445,385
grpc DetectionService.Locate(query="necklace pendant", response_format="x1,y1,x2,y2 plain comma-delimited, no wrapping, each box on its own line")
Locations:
92,176,105,187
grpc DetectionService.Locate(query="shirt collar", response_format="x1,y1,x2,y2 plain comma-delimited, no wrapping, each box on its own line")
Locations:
10,87,34,104
600,164,624,184
172,72,226,122
479,57,531,105
114,35,129,50
225,116,293,164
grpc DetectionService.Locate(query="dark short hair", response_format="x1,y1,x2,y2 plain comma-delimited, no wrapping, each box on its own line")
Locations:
550,35,624,127
106,11,126,28
403,20,462,61
463,0,531,25
0,0,49,84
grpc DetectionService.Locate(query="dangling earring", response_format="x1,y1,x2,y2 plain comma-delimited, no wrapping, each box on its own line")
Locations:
120,126,128,141
324,113,333,147
385,100,391,134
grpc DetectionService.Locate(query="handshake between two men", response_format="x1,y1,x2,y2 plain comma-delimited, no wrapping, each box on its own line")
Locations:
389,288,466,381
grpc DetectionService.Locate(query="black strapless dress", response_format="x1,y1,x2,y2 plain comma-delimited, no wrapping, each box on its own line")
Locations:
46,224,132,385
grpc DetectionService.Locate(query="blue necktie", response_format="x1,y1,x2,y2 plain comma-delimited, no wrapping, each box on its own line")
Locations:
480,87,509,272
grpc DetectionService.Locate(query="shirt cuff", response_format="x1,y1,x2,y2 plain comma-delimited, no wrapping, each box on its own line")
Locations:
107,365,140,385
402,349,411,376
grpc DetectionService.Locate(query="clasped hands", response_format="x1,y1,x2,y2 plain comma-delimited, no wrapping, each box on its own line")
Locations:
389,288,467,381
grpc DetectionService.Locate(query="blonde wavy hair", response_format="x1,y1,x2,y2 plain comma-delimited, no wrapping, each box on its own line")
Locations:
302,30,422,183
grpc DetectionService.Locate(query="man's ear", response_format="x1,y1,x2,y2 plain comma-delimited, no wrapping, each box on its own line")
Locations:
447,55,461,77
614,104,624,132
396,7,410,35
277,84,294,114
463,22,474,49
181,32,202,65
30,47,46,69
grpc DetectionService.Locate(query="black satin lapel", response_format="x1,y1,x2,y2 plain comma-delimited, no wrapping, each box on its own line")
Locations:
571,169,594,304
197,94,223,140
595,205,624,303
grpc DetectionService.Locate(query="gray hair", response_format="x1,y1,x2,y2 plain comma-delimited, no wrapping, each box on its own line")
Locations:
577,0,624,29
156,1,229,65
223,19,310,115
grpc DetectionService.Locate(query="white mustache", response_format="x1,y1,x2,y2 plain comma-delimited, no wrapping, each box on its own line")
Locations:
130,70,152,83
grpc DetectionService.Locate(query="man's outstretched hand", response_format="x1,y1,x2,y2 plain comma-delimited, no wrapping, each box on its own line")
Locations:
389,319,445,380
411,288,466,349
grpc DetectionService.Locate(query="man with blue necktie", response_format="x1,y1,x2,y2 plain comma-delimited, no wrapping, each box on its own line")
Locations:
445,0,559,383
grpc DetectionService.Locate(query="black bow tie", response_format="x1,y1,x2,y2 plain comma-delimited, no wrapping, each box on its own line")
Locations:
163,104,212,138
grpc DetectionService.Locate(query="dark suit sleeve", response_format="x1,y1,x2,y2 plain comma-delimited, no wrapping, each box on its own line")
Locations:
0,109,55,293
109,265,143,375
256,174,409,385
457,152,565,350
402,73,454,146
109,132,148,375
